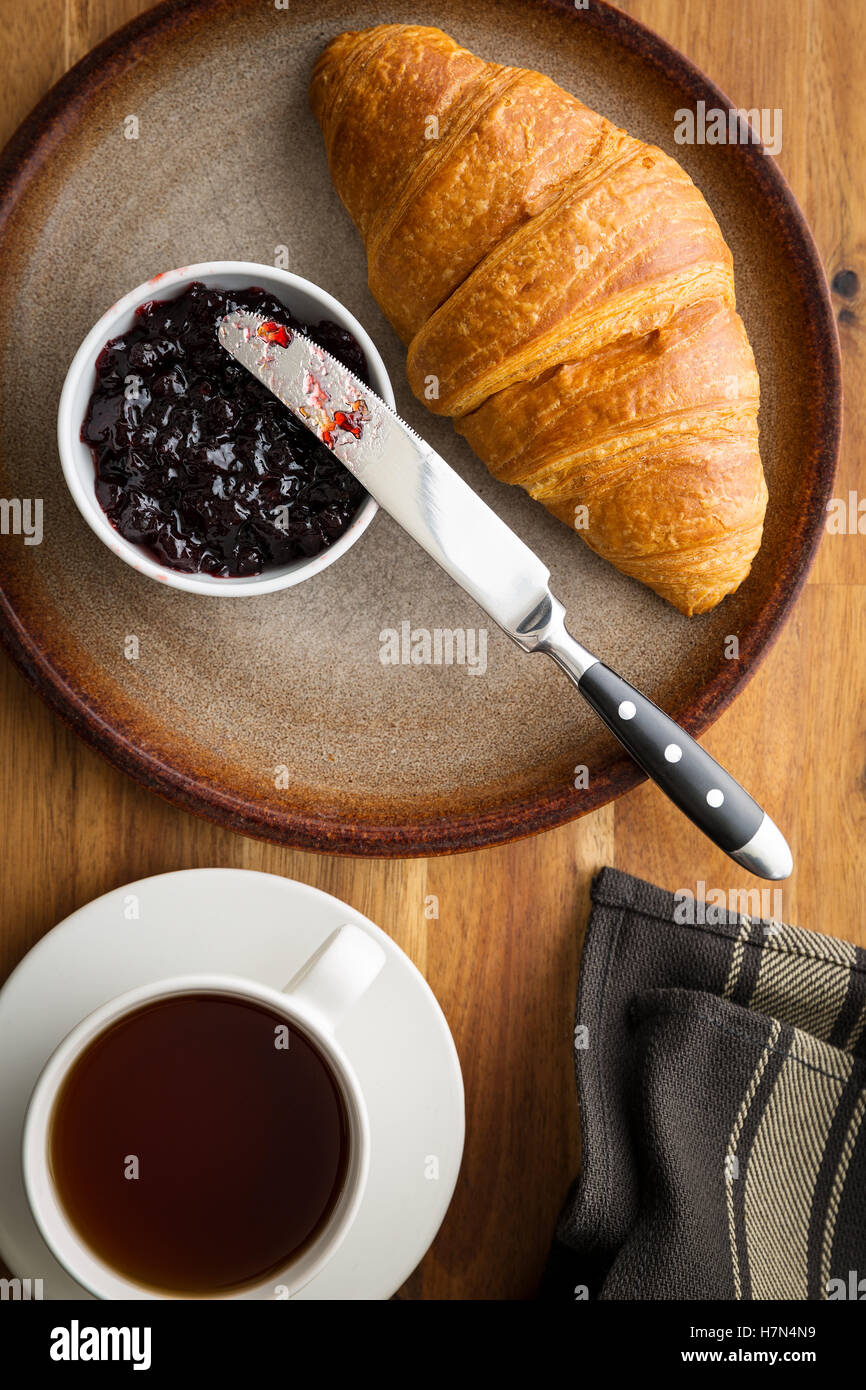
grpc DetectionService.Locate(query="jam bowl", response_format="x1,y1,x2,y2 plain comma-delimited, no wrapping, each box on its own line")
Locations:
57,262,393,595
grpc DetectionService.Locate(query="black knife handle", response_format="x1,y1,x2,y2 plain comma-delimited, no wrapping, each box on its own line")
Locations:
578,662,765,856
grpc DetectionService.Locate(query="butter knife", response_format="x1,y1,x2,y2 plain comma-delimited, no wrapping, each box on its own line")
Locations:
218,310,792,880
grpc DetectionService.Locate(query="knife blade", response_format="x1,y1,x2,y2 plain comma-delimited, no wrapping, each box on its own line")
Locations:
218,310,551,637
218,310,793,881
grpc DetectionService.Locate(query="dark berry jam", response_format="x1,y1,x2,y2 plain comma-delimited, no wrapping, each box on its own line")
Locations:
81,282,370,577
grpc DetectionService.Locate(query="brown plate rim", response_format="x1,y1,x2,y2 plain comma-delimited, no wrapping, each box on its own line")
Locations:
0,0,842,857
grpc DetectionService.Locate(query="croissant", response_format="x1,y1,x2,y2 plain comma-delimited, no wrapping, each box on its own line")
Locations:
310,24,767,615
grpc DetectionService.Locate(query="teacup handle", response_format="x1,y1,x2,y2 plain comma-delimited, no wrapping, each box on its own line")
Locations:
283,924,386,1033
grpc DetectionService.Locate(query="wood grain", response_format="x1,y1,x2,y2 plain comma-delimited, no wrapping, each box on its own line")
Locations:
0,0,861,1300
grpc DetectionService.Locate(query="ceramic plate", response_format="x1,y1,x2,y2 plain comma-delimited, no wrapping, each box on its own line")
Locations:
0,0,839,854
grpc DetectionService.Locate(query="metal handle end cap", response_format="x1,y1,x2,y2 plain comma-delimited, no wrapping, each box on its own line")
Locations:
729,813,793,881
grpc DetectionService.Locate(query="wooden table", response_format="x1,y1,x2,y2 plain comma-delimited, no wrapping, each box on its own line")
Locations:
1,0,862,1300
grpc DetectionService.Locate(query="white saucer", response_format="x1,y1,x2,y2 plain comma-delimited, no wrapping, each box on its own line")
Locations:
0,869,464,1300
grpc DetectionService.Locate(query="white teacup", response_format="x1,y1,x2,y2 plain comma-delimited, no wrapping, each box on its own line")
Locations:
22,924,385,1300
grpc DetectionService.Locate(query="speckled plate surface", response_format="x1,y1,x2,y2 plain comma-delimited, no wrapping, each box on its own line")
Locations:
0,0,840,855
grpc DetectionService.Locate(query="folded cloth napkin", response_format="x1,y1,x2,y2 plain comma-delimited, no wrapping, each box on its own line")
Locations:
543,868,866,1300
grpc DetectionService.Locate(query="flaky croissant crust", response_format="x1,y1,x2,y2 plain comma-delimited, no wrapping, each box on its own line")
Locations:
311,24,767,615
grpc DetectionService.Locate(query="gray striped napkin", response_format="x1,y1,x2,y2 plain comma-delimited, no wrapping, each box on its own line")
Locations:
543,868,866,1300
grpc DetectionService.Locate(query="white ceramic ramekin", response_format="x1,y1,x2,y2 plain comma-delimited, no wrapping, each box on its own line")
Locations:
57,261,392,595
